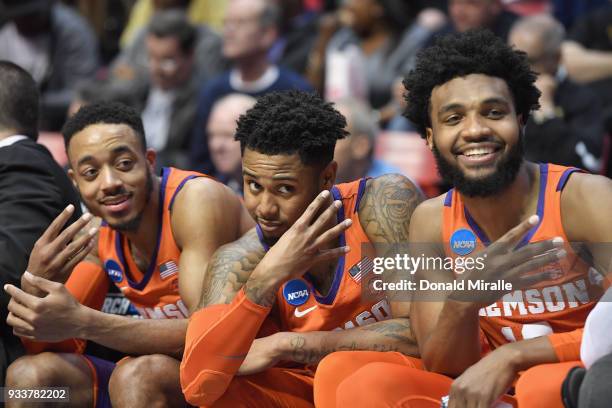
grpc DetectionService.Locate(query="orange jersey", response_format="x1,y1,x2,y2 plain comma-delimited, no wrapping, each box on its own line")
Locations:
442,163,603,349
257,178,390,333
98,167,209,319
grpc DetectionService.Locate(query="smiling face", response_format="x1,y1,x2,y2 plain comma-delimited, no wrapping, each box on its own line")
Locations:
242,148,336,241
67,123,156,231
427,73,524,197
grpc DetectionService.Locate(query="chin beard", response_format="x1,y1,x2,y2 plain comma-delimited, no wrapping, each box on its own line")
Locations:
432,140,524,198
108,170,154,232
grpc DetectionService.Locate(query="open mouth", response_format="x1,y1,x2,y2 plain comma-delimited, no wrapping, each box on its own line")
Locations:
101,194,132,213
457,144,503,165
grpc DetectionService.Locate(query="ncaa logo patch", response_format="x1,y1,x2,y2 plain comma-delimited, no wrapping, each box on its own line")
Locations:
283,279,310,306
104,260,124,283
450,229,477,256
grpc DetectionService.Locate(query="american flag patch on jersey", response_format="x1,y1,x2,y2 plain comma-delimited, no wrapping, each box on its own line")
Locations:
159,261,178,280
348,256,373,283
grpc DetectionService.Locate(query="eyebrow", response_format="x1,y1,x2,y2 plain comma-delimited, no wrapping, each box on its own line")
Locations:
242,169,298,181
76,145,135,167
438,97,510,115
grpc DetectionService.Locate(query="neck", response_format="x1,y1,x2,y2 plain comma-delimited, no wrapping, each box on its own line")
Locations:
0,130,17,141
360,24,391,55
123,176,162,258
461,161,540,241
235,54,270,82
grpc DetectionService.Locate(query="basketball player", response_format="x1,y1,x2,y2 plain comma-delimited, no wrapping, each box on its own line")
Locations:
179,91,424,407
313,29,612,408
4,102,253,407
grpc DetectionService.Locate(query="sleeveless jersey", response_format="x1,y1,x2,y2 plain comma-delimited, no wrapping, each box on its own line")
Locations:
256,178,391,333
98,167,209,319
442,163,603,349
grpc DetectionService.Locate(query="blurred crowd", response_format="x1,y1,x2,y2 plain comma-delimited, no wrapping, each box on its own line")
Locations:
1,0,611,195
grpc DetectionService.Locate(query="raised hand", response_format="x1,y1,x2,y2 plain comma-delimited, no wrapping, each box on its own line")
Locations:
26,204,98,286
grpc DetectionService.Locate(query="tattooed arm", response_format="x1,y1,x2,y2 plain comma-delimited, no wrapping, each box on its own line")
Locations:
238,175,424,374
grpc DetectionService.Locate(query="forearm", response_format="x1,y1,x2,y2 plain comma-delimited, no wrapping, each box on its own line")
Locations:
243,261,284,307
562,42,612,83
279,318,418,365
181,288,271,406
79,307,187,358
420,300,482,376
500,336,559,373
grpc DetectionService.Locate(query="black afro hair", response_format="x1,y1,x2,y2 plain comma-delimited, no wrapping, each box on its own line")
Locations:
62,101,146,151
403,29,541,138
235,90,348,166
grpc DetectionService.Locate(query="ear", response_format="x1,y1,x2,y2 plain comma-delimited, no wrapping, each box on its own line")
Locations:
351,134,372,160
145,149,157,172
425,128,434,151
517,114,526,127
321,161,338,190
67,168,78,190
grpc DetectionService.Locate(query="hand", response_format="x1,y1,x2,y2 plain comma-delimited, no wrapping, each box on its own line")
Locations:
27,205,97,285
4,272,87,342
237,333,285,376
260,190,352,283
451,215,566,307
448,346,518,408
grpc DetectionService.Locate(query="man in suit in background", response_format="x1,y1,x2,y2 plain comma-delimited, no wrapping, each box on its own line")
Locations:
0,61,82,383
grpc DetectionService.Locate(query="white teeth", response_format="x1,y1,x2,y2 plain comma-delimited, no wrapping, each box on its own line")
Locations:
463,147,494,156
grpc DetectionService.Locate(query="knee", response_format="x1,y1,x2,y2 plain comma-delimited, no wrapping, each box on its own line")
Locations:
109,354,181,407
316,352,352,379
6,353,65,388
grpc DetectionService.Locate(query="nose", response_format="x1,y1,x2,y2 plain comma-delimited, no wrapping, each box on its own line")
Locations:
461,112,492,141
100,166,123,194
257,191,279,220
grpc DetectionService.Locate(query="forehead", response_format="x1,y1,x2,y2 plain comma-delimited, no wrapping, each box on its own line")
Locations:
146,35,180,52
228,0,264,18
68,123,143,163
430,74,513,111
242,149,316,179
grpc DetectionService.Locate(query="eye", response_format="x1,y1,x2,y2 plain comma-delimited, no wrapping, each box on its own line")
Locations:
444,114,461,125
278,185,294,194
81,168,98,179
116,159,134,170
487,109,505,119
248,181,261,192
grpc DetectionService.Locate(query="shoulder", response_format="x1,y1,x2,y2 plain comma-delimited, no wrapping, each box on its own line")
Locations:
276,67,313,91
409,194,445,243
561,171,612,242
171,176,238,216
199,71,231,96
361,173,423,208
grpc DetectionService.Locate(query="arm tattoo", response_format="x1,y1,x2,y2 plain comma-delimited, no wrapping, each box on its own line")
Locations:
360,318,415,343
359,174,424,243
198,229,266,308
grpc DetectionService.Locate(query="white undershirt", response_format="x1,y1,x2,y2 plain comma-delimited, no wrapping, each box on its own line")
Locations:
141,88,175,152
0,135,28,149
229,66,279,93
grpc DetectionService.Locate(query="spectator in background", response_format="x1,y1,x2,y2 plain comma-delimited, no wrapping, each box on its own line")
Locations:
207,94,256,194
76,11,204,169
120,0,228,47
109,1,225,91
323,0,446,112
0,0,99,131
0,61,82,384
334,98,402,183
188,0,312,173
431,0,519,42
509,14,604,172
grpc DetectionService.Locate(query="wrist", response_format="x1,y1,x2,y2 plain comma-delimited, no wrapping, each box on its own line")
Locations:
74,304,95,339
274,332,296,360
497,342,527,372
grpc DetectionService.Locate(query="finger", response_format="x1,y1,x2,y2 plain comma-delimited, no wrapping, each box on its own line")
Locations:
313,246,350,263
39,204,76,242
62,237,96,273
296,190,332,228
506,237,564,269
509,249,567,284
6,312,35,334
22,271,62,294
490,215,539,254
309,200,343,237
56,226,97,269
7,298,35,323
54,212,94,248
311,218,352,249
4,283,41,309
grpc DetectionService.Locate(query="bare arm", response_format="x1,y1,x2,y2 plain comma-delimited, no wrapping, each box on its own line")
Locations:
171,177,255,312
562,41,612,84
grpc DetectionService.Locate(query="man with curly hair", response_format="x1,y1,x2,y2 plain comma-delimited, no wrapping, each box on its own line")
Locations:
313,29,612,407
179,90,424,407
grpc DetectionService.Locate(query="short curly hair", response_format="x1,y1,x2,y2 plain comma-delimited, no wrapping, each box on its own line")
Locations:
62,102,146,152
403,29,541,138
235,90,348,166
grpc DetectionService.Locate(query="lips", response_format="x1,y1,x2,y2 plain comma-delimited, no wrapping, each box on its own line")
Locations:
456,143,502,166
258,219,283,233
100,194,132,214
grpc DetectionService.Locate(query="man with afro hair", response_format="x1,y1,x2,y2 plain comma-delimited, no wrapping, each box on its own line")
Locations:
313,29,612,407
180,90,424,407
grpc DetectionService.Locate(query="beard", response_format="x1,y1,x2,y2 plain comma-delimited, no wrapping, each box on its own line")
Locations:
109,170,154,232
432,138,524,198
